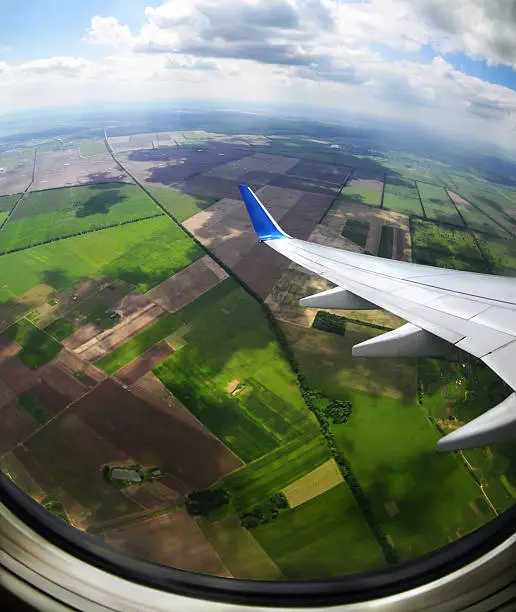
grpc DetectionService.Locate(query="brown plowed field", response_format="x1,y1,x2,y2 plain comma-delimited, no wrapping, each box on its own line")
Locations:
102,508,230,576
115,342,174,386
0,401,37,456
24,381,71,417
146,256,227,313
123,480,182,509
0,358,40,394
39,363,87,402
72,380,242,491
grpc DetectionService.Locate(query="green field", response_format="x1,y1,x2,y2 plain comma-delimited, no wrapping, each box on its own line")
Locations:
0,211,7,225
0,215,202,302
283,322,416,401
0,184,162,252
417,182,464,226
411,219,485,263
44,317,77,341
253,482,385,578
18,393,50,425
336,179,382,208
5,318,62,369
383,177,424,216
79,140,107,156
475,233,516,275
145,186,218,222
331,388,490,560
200,516,284,579
451,179,516,237
211,435,329,517
0,193,18,213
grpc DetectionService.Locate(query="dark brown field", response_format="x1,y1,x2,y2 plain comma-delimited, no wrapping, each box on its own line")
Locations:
180,175,251,200
115,342,174,386
23,381,70,417
0,401,36,456
38,363,87,402
0,358,40,394
72,380,242,490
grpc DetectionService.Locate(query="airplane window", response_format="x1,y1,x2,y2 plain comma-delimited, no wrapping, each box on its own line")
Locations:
1,0,515,598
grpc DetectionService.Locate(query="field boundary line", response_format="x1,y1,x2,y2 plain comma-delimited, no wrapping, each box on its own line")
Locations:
444,192,493,272
318,168,354,225
0,149,37,233
0,212,164,257
414,181,427,218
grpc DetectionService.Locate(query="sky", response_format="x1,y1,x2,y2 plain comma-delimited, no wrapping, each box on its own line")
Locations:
0,0,516,148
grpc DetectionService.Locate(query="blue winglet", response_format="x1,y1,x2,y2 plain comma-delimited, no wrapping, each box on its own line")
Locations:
239,184,290,241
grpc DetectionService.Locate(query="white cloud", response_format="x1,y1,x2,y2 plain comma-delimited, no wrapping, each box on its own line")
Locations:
84,16,133,47
0,0,514,148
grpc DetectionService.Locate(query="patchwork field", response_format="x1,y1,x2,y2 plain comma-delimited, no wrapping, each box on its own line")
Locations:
211,435,329,517
96,279,316,462
253,483,385,579
383,177,424,217
416,182,464,226
0,184,161,252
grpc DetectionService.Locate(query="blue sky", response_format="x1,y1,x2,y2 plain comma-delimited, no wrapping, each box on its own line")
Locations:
0,0,515,148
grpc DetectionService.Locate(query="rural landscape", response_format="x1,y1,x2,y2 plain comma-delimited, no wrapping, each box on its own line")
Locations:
1,107,515,580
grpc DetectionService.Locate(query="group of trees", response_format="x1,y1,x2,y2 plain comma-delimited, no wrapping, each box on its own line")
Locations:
312,311,346,336
239,492,289,529
186,487,229,516
325,399,352,424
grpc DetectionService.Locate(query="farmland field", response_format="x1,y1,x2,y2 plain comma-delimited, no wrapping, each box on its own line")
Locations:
475,233,516,275
336,177,383,208
211,435,329,516
416,182,464,226
447,188,508,236
0,215,203,302
331,389,490,560
283,458,343,508
383,177,423,216
0,184,161,252
5,319,62,369
79,140,107,156
411,219,485,264
253,483,385,578
144,185,218,222
0,193,18,213
200,515,283,579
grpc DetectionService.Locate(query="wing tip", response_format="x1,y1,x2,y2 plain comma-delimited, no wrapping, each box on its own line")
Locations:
239,183,289,241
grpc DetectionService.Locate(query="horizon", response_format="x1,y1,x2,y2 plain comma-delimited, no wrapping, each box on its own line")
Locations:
0,1,515,150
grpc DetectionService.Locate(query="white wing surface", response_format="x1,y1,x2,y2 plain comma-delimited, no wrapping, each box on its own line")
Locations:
239,184,516,452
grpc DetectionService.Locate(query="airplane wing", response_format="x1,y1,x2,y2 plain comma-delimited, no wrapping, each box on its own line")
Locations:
239,184,516,452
